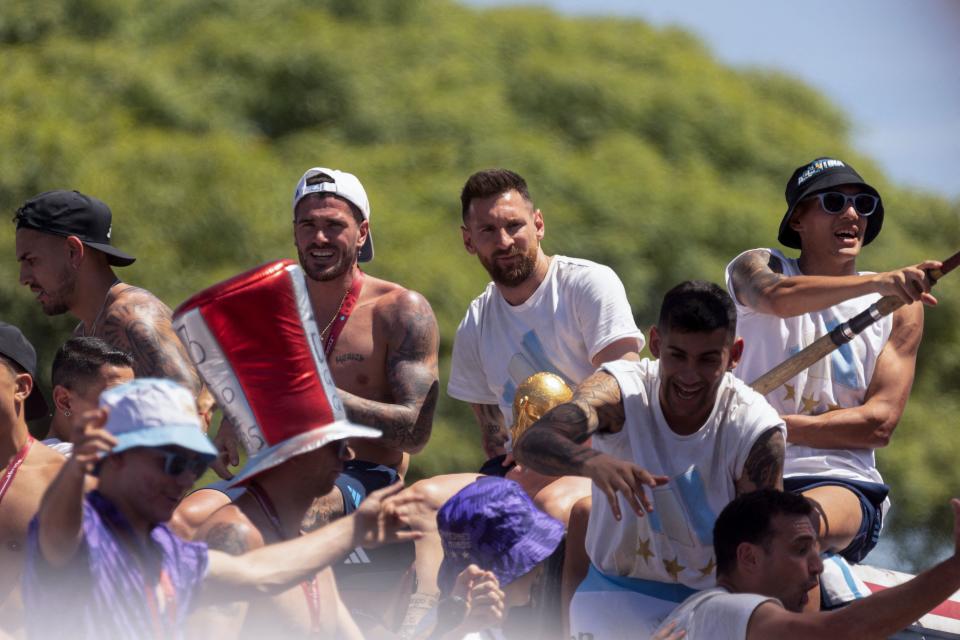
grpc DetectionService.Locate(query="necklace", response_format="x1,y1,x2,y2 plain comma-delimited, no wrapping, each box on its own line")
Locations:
319,288,350,338
83,278,121,337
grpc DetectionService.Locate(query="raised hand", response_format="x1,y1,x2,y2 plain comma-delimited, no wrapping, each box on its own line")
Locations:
69,409,117,475
583,453,668,521
453,565,504,633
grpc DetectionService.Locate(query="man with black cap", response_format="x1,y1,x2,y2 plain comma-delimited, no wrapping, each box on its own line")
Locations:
0,322,64,637
725,158,940,592
14,190,200,394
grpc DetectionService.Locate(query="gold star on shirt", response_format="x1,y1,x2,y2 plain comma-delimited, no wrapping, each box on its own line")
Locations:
636,537,654,564
698,557,716,577
663,557,685,581
783,384,796,402
801,394,819,414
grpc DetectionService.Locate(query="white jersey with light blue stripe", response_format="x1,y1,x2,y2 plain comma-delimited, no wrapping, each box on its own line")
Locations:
585,359,784,590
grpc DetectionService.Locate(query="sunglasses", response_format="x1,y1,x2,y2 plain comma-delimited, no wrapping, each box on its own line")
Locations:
155,449,210,477
808,192,879,217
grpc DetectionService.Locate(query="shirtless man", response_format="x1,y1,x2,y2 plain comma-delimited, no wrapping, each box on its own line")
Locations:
725,158,939,596
193,406,377,638
14,190,200,394
43,336,135,456
0,323,64,638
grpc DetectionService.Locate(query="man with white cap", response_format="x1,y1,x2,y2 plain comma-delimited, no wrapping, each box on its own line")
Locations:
0,322,64,638
14,190,201,395
217,168,439,521
23,378,422,639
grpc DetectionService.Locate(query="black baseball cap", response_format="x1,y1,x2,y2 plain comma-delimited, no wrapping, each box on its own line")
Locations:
0,323,50,421
14,190,136,266
778,158,884,249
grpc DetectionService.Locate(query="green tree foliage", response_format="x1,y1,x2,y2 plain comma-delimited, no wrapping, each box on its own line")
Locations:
1,0,957,566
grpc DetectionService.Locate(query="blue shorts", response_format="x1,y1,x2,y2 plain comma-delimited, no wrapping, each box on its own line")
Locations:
784,475,889,563
334,460,400,514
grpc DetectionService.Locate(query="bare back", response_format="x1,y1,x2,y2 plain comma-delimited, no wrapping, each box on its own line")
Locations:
76,283,200,395
0,443,63,638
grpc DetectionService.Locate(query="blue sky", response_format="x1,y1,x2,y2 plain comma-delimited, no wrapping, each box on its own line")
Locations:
467,0,960,199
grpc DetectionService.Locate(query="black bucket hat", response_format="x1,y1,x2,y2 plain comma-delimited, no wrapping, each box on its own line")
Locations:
0,323,50,421
778,158,884,249
14,190,136,266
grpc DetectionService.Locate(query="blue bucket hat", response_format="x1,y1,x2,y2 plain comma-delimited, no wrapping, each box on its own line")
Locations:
437,477,564,594
100,378,217,460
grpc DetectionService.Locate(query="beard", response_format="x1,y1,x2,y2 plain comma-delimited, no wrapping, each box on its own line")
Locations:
297,244,356,282
478,245,538,287
38,267,76,316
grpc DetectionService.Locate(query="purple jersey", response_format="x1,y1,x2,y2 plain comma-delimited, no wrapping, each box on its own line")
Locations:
22,491,208,639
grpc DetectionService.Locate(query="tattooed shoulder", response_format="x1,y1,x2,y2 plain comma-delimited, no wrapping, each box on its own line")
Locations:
203,521,256,556
730,249,784,308
737,427,785,494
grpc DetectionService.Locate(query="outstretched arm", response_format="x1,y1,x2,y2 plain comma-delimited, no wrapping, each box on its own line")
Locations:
99,292,201,395
200,482,423,605
734,427,785,495
514,369,667,520
784,302,922,449
747,499,960,640
728,249,940,317
337,291,439,454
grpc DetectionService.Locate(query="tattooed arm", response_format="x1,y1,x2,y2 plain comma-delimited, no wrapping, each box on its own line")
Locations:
728,249,939,317
514,370,667,520
99,288,201,395
734,427,785,495
337,291,440,453
471,403,510,459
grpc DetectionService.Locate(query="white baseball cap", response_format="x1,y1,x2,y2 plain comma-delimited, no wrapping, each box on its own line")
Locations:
292,167,374,262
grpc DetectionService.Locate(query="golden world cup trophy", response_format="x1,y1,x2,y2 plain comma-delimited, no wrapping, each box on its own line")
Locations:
510,372,573,445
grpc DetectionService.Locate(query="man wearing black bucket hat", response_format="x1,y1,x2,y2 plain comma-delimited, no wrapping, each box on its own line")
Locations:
14,190,200,395
0,322,65,637
725,158,941,605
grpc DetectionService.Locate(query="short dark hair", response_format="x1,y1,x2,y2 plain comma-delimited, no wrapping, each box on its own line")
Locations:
714,489,813,576
51,337,134,392
460,169,533,220
658,281,737,338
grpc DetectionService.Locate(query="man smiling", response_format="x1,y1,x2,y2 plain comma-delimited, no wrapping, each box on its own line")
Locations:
515,281,786,637
726,158,941,584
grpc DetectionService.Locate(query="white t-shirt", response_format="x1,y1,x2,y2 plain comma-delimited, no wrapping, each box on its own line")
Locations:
654,587,778,640
448,256,644,424
585,359,785,590
725,248,893,483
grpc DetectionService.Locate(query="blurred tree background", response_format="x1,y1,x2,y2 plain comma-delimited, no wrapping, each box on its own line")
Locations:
1,0,957,567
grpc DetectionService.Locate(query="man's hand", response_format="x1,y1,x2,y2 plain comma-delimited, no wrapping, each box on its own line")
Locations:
583,453,668,521
653,620,686,640
452,565,504,633
352,482,425,549
70,409,117,475
211,415,240,480
872,260,942,306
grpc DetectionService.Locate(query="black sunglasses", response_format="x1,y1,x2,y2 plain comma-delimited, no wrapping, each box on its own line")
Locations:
809,192,879,217
155,450,209,477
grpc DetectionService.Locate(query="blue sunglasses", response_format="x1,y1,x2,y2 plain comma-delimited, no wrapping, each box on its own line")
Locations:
154,449,210,477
